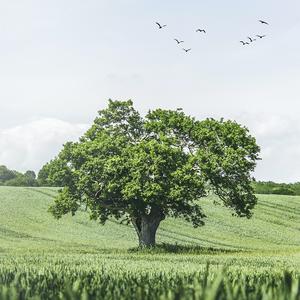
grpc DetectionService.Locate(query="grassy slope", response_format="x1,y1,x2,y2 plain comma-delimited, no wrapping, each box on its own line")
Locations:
1,186,300,300
0,186,299,254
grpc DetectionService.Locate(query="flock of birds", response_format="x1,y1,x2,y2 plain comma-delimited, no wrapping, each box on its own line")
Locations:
240,20,269,46
155,19,270,53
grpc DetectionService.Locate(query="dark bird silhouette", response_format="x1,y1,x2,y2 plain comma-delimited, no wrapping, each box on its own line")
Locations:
256,34,266,39
259,20,269,25
156,22,167,29
240,41,249,45
182,48,191,52
248,37,256,42
174,38,184,44
196,29,206,33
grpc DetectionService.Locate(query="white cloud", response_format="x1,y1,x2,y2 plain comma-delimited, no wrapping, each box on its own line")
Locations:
0,118,89,173
235,113,300,183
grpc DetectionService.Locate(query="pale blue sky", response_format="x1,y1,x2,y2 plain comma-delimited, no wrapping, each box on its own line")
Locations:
0,1,300,182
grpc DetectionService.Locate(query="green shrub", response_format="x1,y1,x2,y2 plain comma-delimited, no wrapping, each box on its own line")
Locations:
272,187,296,195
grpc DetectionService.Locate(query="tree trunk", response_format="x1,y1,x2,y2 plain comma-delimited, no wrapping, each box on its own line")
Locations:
131,208,164,247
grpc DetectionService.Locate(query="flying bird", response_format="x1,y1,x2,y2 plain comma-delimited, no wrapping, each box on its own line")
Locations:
182,48,191,52
248,37,256,42
240,41,249,45
174,38,184,44
156,22,167,29
256,34,266,39
196,29,206,33
259,20,269,25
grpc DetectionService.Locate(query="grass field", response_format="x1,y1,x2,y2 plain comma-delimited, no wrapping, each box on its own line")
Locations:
0,186,299,299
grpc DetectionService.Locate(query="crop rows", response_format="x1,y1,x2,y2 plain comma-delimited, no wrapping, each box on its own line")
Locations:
0,266,299,300
0,254,299,300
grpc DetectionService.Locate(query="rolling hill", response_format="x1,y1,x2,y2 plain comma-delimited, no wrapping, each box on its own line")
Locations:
0,186,299,254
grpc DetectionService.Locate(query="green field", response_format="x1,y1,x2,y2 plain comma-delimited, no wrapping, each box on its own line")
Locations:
0,186,300,299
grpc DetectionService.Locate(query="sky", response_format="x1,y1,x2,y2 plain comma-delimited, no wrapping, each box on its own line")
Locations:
0,0,300,182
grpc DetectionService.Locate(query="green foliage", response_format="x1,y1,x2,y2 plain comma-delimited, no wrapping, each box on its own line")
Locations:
45,100,260,245
272,187,296,195
253,181,298,196
37,145,75,187
37,163,51,186
24,170,36,180
0,165,16,183
0,165,38,187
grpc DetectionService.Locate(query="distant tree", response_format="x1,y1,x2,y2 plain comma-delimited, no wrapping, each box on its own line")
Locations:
252,181,298,196
291,182,300,195
0,166,38,187
0,165,17,184
48,100,260,247
5,173,38,187
24,170,36,180
272,187,295,196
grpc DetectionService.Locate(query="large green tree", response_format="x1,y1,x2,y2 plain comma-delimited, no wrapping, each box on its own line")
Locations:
48,100,260,247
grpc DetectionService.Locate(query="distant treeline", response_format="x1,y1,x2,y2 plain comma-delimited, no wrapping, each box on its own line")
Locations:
252,181,300,196
0,165,38,187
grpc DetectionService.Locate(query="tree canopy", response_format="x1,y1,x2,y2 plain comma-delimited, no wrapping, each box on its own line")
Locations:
47,100,260,247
